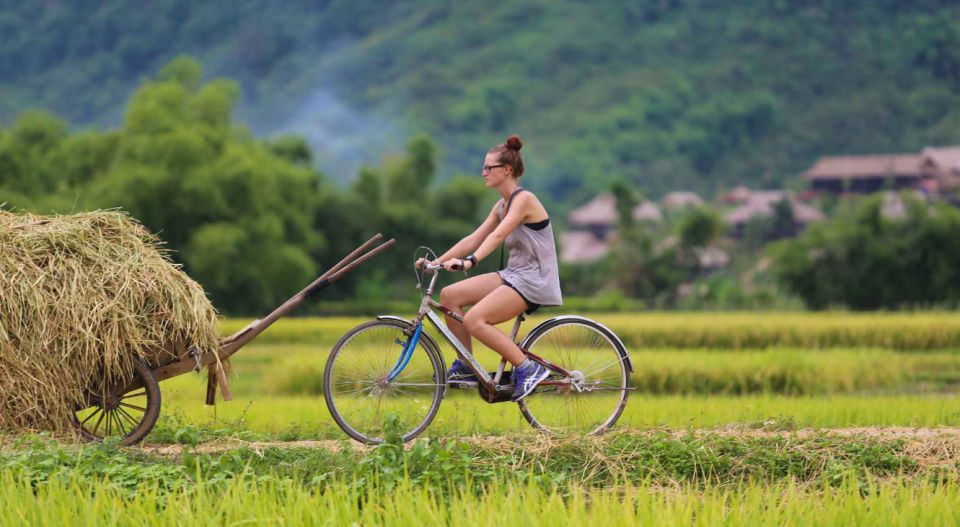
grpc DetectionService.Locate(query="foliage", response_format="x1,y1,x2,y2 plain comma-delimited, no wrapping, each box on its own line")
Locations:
0,57,501,314
0,58,325,313
770,194,960,309
5,2,960,200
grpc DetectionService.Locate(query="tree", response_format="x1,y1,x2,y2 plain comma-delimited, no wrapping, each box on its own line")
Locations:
770,194,960,310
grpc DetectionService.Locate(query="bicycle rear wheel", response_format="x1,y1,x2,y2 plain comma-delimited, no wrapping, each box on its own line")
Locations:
323,319,445,444
517,316,630,436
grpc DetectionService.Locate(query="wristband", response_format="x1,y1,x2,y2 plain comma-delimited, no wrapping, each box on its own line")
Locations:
464,255,478,268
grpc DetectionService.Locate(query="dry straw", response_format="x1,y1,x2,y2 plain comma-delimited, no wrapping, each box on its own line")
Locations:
0,210,219,434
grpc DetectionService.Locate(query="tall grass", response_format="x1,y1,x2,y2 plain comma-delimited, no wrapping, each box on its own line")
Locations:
221,312,960,350
262,347,960,397
2,471,958,526
156,389,960,440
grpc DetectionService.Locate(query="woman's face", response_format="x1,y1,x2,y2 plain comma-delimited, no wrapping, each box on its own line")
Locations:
482,153,513,188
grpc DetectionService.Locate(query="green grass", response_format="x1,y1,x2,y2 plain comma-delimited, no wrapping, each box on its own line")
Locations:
265,345,960,397
1,434,958,527
14,313,960,524
157,388,960,441
221,313,960,350
155,323,960,440
7,472,960,526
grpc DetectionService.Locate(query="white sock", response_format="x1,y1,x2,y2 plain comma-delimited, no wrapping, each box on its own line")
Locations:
517,358,533,370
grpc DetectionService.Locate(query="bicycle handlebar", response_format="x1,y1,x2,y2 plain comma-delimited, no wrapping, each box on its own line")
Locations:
422,261,464,272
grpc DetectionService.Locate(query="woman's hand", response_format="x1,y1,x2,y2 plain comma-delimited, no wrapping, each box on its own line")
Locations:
415,258,439,270
442,258,473,272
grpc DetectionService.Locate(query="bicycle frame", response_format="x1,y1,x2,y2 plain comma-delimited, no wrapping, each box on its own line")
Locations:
385,266,574,398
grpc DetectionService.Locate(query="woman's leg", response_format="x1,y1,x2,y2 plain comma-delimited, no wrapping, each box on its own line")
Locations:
438,273,504,352
462,286,528,366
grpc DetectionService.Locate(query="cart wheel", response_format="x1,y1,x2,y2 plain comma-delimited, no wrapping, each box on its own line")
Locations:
72,357,161,446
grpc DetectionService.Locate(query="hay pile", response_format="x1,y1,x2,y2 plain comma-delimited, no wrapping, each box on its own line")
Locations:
0,210,219,433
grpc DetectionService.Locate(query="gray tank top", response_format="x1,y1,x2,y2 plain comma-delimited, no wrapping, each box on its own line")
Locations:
496,188,563,307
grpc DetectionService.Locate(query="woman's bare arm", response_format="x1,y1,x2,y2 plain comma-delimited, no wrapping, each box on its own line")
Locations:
435,201,502,262
469,193,533,263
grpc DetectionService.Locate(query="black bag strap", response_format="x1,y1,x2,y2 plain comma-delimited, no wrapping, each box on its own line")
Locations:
498,187,526,270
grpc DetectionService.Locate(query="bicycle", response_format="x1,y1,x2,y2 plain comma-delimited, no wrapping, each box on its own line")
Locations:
323,250,633,444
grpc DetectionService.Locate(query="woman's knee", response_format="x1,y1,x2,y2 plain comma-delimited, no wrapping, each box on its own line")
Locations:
439,286,461,308
462,310,486,333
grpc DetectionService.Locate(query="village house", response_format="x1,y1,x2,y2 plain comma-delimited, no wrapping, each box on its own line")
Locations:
560,193,663,264
724,190,825,237
802,154,925,193
802,146,960,195
661,191,704,211
919,146,960,193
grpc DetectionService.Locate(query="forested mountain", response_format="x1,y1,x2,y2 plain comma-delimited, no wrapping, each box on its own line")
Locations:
3,0,960,201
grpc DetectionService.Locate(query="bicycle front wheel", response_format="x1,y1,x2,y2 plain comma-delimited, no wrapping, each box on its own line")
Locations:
323,319,445,444
517,316,630,436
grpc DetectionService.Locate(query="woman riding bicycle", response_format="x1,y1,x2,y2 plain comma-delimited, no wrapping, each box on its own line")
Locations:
416,135,562,401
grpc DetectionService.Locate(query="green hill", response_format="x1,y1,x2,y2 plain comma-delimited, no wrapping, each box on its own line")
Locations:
3,0,960,200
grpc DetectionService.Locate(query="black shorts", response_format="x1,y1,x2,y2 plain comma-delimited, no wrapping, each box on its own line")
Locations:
500,277,540,315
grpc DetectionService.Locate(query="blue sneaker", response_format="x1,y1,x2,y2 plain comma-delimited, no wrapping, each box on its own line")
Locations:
511,361,550,402
446,359,477,382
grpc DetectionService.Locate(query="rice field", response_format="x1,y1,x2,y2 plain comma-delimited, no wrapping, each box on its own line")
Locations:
4,473,960,526
158,313,960,441
10,312,960,524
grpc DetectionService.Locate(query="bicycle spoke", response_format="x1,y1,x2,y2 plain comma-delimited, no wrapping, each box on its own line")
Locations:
520,319,629,436
325,321,444,444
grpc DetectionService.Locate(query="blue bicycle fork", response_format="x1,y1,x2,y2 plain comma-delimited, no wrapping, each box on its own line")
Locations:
386,321,423,381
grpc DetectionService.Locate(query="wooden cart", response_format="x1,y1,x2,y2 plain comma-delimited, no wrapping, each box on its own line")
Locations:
71,234,395,445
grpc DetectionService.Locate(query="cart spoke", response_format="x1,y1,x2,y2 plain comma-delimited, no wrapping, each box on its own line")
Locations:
91,408,107,436
80,407,102,426
112,411,129,436
117,407,141,430
119,402,146,412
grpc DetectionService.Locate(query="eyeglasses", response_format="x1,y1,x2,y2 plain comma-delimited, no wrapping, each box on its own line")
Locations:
482,164,506,173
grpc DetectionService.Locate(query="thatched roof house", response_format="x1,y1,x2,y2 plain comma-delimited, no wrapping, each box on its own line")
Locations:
803,154,925,193
920,146,960,192
567,193,662,232
720,185,752,204
662,191,704,210
568,193,619,228
725,191,824,235
633,200,663,222
562,193,662,264
559,231,612,264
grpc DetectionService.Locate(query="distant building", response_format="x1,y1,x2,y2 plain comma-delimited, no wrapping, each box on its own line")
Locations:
802,154,925,193
561,193,662,263
633,200,663,223
724,190,824,237
720,185,752,204
661,191,704,211
559,231,613,264
920,147,960,193
567,193,619,240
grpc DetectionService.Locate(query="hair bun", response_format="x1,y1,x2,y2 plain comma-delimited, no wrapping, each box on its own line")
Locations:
505,135,523,151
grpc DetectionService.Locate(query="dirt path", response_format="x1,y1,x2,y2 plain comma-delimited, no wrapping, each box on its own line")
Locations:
139,426,960,456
